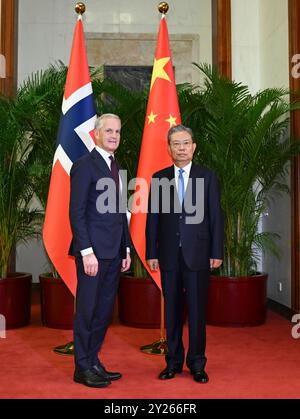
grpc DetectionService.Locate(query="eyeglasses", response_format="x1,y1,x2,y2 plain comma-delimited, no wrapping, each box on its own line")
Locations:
170,141,193,149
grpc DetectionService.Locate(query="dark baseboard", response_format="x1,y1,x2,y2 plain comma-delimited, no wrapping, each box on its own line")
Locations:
267,298,296,320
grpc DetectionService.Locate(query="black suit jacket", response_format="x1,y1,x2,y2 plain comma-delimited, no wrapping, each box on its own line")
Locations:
69,148,130,259
146,163,224,270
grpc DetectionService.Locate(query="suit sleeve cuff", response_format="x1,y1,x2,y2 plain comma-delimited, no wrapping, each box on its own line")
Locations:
80,247,94,256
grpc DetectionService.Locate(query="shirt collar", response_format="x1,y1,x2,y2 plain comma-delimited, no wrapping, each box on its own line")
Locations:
174,161,192,176
96,146,114,162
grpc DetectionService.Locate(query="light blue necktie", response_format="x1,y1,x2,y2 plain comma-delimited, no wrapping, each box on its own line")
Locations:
178,168,185,206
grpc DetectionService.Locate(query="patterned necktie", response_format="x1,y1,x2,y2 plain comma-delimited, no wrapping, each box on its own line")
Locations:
109,155,119,195
178,168,185,206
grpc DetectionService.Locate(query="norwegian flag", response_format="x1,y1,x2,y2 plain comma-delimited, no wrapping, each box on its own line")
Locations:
43,15,96,295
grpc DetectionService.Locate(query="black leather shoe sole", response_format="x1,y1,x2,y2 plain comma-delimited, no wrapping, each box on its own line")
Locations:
73,375,111,388
107,373,122,381
159,368,182,380
191,370,209,384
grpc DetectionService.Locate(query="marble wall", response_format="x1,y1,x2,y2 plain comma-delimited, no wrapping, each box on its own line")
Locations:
232,0,289,91
258,0,290,307
231,0,261,93
259,0,289,90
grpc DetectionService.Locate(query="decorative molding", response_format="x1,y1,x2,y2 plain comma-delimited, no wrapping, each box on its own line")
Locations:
212,0,232,79
0,0,18,96
288,0,300,313
85,32,200,85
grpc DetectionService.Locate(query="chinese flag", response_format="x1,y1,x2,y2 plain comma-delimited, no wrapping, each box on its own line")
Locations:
130,15,181,290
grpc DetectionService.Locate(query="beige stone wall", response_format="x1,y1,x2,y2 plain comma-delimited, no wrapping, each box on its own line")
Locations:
86,32,200,85
18,0,211,86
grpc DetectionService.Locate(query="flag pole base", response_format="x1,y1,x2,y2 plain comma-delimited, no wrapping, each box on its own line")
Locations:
140,338,168,355
53,341,74,356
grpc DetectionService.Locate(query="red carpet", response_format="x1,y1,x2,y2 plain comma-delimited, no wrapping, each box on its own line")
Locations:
0,292,300,399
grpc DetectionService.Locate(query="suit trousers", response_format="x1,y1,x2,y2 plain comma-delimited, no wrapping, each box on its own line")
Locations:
73,255,121,372
161,248,210,371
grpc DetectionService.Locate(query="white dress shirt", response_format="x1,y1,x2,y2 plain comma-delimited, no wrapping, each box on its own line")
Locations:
174,161,192,194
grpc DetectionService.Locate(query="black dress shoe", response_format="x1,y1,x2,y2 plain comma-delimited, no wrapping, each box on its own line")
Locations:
73,369,111,388
92,363,122,381
159,366,182,380
191,369,209,383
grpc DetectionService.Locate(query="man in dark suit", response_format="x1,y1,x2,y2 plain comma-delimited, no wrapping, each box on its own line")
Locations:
69,114,131,388
146,125,223,383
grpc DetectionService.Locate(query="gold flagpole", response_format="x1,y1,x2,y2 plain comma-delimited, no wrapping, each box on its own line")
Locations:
140,2,170,356
53,1,86,356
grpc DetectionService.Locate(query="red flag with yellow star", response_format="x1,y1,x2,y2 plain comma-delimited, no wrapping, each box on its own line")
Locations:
130,15,181,290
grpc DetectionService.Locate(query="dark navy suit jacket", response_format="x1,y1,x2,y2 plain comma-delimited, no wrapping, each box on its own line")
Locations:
69,148,130,260
146,163,224,271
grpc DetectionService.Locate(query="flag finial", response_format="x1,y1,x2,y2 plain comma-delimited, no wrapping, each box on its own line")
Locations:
75,2,86,15
158,2,169,15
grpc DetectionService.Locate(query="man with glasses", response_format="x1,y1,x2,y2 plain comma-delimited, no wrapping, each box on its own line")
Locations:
146,124,224,383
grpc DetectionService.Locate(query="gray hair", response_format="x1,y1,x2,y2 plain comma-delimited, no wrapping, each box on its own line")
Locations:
94,113,121,131
167,124,195,144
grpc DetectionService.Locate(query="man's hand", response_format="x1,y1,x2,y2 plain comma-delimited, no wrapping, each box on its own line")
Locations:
210,259,223,269
146,259,159,272
121,253,131,272
82,253,99,276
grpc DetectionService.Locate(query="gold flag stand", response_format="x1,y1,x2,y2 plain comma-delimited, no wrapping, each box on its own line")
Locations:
53,340,74,355
140,294,168,355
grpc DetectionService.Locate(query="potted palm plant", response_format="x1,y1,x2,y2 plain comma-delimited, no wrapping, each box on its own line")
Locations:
22,63,75,329
0,90,42,329
181,64,300,326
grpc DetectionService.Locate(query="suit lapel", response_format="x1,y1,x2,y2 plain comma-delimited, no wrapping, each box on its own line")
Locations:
164,165,181,211
184,163,196,212
90,148,112,178
185,162,207,212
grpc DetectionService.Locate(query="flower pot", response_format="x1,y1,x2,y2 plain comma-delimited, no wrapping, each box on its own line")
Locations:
39,274,74,329
0,273,32,329
118,276,161,328
207,273,268,327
